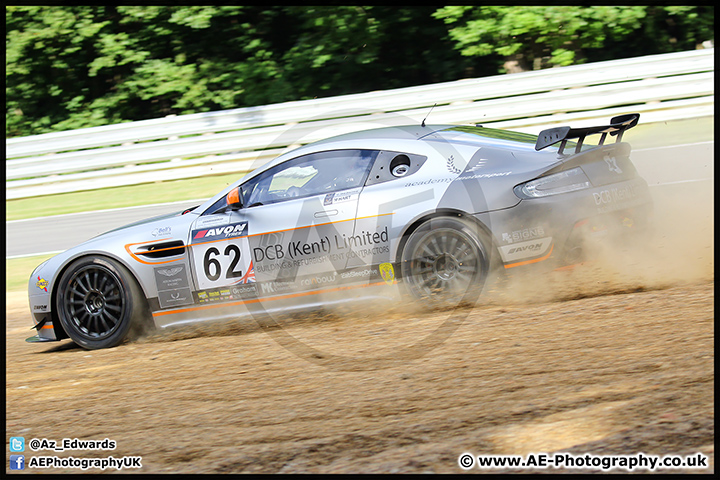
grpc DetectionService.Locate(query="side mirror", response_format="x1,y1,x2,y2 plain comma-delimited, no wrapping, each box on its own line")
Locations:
225,187,243,211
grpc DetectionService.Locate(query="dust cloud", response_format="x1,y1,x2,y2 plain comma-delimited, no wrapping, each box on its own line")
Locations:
494,133,713,306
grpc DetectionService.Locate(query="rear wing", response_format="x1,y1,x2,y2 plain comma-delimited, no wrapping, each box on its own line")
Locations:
535,113,640,154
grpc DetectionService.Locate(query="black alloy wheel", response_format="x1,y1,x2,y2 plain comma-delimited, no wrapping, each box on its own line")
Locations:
401,217,490,305
56,256,147,349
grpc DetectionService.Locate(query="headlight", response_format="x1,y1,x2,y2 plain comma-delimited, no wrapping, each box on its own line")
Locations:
516,167,591,198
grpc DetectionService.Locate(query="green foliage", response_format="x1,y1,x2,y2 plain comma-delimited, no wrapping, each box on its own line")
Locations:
6,6,714,138
433,6,713,71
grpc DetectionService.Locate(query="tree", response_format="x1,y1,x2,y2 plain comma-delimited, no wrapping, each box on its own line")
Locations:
6,5,714,138
6,6,480,137
6,6,299,137
433,6,714,71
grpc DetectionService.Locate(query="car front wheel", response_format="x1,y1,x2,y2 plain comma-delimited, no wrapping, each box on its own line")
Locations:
56,256,148,349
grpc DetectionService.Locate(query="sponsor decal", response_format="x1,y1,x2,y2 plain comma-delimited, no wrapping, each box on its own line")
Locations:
593,184,641,213
379,263,395,285
238,262,256,284
604,154,623,174
151,226,172,237
464,157,489,173
196,285,259,304
192,222,248,242
252,227,389,265
260,280,295,295
340,268,378,279
33,305,48,311
458,171,512,181
339,188,360,200
154,265,188,290
447,155,463,174
287,237,331,258
594,186,636,205
501,226,546,244
158,289,193,308
156,266,184,277
333,226,389,251
498,237,553,262
324,188,360,205
195,215,230,228
35,276,48,292
154,263,193,309
231,284,257,296
300,273,337,287
404,177,454,188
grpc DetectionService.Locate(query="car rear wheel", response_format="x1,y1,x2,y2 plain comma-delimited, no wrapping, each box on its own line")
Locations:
56,256,148,349
400,217,490,305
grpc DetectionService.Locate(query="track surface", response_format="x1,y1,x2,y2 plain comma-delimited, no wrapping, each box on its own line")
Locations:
5,181,713,474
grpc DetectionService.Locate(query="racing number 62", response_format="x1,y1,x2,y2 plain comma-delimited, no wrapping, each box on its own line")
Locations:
203,244,243,281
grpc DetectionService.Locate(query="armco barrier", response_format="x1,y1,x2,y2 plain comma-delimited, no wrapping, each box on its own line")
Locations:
6,48,714,200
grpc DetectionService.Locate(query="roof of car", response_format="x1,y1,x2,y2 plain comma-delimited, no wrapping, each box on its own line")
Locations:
422,125,541,151
297,124,541,150
258,124,551,175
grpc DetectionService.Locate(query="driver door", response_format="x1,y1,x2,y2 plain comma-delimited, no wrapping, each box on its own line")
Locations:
189,149,377,303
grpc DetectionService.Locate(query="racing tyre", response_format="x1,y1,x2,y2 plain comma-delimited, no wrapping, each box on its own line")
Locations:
56,256,149,349
401,217,490,305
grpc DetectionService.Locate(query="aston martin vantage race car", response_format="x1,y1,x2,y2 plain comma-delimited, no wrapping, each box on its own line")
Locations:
27,114,652,349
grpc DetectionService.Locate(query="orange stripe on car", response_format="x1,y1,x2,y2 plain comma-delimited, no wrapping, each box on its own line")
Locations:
126,213,395,262
503,244,554,269
194,213,395,246
152,281,388,317
124,239,184,265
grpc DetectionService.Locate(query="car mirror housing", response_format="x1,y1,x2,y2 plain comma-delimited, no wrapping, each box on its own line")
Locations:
226,187,243,210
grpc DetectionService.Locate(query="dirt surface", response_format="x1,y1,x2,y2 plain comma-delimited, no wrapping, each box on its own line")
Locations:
5,182,713,474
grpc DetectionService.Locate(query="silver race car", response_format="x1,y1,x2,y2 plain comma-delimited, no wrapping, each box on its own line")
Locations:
27,114,652,349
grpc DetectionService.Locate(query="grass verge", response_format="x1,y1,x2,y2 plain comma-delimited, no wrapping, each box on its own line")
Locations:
6,254,55,293
6,172,242,221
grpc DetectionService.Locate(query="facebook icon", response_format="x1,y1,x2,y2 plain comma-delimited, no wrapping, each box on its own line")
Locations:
10,455,25,470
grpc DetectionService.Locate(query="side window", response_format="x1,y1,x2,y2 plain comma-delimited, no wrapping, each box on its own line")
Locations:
241,150,377,207
364,150,427,186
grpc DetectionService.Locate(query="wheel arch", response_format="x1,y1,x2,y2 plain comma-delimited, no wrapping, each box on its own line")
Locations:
394,208,500,272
